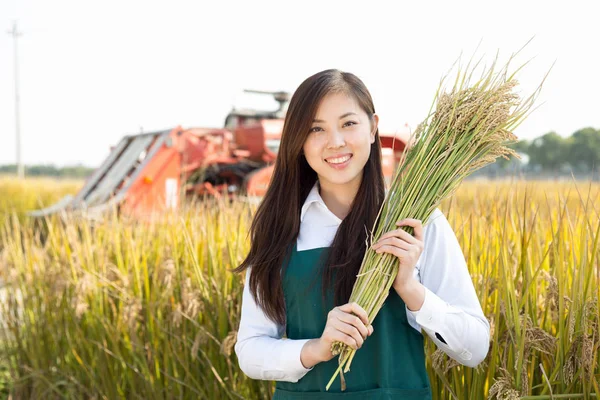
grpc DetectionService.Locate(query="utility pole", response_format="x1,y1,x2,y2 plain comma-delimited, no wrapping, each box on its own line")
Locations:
7,21,24,179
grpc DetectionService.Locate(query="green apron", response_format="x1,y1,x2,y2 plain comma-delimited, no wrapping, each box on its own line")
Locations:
273,244,432,400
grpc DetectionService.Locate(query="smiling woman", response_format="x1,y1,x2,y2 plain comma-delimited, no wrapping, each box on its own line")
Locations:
232,69,487,399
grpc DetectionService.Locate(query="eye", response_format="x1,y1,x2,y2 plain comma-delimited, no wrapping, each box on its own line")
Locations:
343,121,357,128
309,126,323,133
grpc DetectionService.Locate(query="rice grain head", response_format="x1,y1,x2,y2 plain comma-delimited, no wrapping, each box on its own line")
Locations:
488,368,520,400
191,330,209,359
220,331,238,357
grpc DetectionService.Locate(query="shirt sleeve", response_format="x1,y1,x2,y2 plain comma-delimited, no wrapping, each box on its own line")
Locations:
405,208,490,368
234,266,315,382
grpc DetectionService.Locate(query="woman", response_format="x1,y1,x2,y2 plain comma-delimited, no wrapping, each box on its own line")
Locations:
233,69,490,399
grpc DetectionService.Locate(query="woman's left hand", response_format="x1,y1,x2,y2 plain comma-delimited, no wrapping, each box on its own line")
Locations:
371,218,424,291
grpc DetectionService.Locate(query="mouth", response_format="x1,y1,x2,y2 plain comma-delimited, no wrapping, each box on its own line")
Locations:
324,153,353,170
324,154,353,165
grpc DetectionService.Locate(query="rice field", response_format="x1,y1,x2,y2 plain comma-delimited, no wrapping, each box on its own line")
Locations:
0,176,82,227
0,177,599,399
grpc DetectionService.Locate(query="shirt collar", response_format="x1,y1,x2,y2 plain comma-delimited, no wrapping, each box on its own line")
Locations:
300,180,342,225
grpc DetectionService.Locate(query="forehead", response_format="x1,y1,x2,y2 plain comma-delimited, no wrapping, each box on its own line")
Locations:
314,92,363,118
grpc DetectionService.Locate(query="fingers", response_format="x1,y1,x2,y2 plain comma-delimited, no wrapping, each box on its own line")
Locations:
336,312,370,340
327,302,374,350
377,226,419,245
337,302,370,326
397,218,424,241
331,330,359,350
331,318,364,349
372,236,411,252
374,245,407,259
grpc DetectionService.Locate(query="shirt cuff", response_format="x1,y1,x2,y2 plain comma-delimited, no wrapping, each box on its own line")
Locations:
406,286,448,333
280,338,314,377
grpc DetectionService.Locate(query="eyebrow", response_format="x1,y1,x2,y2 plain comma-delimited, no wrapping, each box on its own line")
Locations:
312,112,358,123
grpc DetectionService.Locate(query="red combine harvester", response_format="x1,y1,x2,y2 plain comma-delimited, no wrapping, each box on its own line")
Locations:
30,90,410,219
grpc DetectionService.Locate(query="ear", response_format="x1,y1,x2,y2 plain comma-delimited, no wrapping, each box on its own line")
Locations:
370,114,379,144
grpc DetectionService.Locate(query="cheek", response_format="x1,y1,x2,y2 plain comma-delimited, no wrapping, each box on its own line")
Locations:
303,137,323,162
349,130,373,154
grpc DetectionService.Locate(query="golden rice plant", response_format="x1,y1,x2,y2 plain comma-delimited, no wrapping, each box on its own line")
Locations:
0,179,599,399
428,180,600,399
0,194,269,399
0,176,81,227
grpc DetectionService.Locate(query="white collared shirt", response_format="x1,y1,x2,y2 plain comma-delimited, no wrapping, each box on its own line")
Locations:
235,180,490,383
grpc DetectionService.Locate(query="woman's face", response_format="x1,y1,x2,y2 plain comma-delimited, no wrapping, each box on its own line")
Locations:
303,91,378,189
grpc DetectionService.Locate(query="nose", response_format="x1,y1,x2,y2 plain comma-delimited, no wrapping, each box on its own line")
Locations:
327,128,346,149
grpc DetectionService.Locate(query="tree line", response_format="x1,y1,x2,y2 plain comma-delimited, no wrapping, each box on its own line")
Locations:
0,164,95,179
509,127,598,171
471,126,599,179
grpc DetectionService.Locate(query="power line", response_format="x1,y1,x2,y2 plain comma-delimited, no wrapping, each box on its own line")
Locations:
7,21,24,179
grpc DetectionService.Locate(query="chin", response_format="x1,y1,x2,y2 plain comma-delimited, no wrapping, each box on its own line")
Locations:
318,171,362,186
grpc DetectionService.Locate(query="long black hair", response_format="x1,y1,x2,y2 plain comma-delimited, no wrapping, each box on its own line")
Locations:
233,69,386,325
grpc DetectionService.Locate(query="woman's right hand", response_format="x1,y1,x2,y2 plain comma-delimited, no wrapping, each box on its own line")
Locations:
313,302,374,363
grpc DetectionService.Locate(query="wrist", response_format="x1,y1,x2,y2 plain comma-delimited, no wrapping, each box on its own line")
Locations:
300,339,323,368
393,277,417,295
394,278,425,311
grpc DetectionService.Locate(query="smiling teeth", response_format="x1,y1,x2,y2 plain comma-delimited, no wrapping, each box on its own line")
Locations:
327,155,351,164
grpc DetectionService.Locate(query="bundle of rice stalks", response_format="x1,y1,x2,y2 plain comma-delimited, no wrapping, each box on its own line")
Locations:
326,46,551,391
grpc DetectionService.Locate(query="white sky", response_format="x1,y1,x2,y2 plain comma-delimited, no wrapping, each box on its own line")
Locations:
0,0,598,167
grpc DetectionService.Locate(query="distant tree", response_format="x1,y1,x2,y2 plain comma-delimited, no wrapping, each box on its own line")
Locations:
467,126,599,179
0,165,17,174
526,131,567,170
565,127,600,172
27,165,60,176
512,140,530,154
0,164,94,178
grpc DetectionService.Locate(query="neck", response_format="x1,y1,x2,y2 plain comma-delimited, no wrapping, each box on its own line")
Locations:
318,173,362,220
